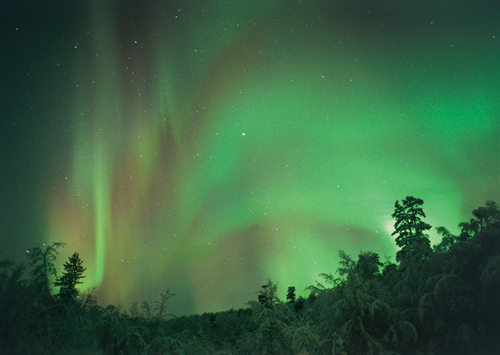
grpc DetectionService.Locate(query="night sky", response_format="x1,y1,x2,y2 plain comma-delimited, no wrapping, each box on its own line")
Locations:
1,0,498,316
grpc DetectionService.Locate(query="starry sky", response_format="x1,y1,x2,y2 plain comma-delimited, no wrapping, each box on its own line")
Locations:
1,0,498,315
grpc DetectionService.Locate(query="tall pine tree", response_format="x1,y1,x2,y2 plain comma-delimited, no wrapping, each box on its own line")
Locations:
391,196,432,263
55,252,86,304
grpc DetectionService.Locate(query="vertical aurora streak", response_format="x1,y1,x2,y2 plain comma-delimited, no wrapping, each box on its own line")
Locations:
92,147,110,287
1,0,498,315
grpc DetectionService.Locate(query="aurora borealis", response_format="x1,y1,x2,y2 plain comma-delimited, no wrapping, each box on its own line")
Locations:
1,0,498,315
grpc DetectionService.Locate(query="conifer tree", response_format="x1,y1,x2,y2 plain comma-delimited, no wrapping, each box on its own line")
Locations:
391,196,432,263
355,251,383,279
247,279,292,354
55,252,86,304
286,286,296,303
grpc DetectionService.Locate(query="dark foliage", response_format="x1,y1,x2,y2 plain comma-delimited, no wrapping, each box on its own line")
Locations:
0,197,499,354
55,252,86,304
286,286,296,303
392,196,432,264
27,242,66,298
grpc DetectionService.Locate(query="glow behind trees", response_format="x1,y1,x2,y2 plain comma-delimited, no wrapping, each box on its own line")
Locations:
1,0,498,315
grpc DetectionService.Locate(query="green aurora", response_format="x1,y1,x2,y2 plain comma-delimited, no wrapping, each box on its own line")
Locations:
1,0,498,315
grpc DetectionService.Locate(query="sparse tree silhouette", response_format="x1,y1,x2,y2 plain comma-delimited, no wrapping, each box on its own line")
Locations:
78,286,98,310
27,241,65,297
55,252,86,304
154,288,176,321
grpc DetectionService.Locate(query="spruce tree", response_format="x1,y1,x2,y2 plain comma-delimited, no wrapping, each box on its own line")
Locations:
55,252,86,304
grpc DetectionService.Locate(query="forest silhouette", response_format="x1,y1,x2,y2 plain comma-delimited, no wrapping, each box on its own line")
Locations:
1,197,499,354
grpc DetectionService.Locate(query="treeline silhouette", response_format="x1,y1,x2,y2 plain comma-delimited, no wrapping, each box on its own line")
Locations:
1,197,499,354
